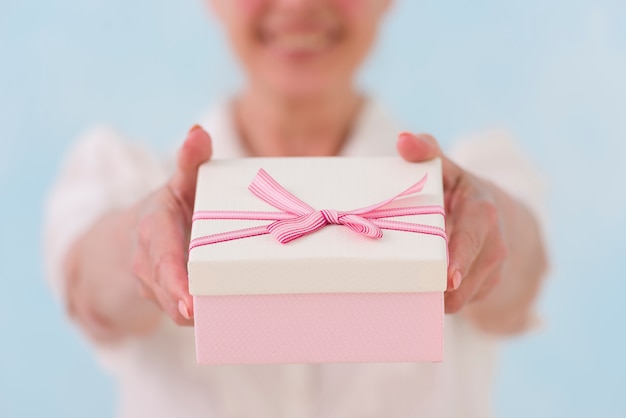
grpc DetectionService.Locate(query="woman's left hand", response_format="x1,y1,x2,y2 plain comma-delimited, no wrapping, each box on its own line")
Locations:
396,132,508,314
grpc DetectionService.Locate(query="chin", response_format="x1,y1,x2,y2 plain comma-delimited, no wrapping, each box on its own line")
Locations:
264,71,344,101
278,82,331,100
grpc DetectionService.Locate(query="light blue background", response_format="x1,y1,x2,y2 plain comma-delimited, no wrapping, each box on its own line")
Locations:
1,1,625,417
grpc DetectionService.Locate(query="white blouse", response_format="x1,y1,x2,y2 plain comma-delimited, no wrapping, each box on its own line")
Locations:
44,99,546,418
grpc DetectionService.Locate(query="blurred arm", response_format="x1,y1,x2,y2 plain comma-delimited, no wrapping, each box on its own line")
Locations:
43,127,170,343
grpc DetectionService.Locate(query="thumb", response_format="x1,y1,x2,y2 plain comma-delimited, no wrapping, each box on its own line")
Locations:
396,132,440,162
168,125,213,209
397,131,464,189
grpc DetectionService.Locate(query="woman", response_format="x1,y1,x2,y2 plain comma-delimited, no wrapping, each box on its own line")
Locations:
45,1,548,417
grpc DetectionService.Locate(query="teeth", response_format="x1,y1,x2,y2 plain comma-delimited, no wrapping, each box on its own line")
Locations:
273,33,328,51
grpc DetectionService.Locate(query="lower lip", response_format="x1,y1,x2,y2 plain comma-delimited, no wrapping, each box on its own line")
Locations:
261,32,337,59
269,43,333,61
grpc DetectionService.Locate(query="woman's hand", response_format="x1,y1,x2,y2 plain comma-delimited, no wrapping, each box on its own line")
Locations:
131,125,212,326
397,132,547,332
65,125,212,343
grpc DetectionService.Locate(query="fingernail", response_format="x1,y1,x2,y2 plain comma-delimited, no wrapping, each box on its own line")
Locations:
178,300,191,320
189,124,202,133
452,270,462,290
415,133,436,145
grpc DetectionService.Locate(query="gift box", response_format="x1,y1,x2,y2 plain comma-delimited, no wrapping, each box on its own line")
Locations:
188,157,447,364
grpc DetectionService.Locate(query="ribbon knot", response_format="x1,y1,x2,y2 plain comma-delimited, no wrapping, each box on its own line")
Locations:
267,209,383,244
190,168,447,250
320,209,341,224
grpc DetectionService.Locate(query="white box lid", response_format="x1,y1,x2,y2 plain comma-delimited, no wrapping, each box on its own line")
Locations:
188,157,447,295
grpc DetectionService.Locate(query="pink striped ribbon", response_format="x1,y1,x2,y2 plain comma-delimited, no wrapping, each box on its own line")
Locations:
189,169,447,251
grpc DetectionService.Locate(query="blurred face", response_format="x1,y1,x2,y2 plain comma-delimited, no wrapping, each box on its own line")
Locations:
211,0,390,99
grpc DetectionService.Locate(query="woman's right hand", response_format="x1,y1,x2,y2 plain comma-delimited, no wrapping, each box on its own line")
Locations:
130,125,213,326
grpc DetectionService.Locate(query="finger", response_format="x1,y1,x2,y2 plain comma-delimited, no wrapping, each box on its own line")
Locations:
445,250,500,312
468,230,506,302
445,202,492,291
136,280,157,301
152,258,194,326
397,132,440,162
168,125,213,209
132,224,158,300
470,267,502,302
396,132,464,192
445,214,505,313
148,218,194,325
137,232,193,325
444,261,482,314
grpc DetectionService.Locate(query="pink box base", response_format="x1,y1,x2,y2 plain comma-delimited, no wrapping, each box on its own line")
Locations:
193,292,443,364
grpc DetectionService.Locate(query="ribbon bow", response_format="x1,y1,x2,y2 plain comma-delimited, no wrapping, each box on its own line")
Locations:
189,169,447,250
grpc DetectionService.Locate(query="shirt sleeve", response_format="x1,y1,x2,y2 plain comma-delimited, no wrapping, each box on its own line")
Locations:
43,126,172,301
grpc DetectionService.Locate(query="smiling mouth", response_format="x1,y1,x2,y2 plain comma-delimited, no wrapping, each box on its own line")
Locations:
260,27,341,55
